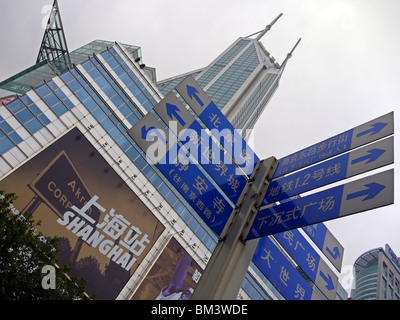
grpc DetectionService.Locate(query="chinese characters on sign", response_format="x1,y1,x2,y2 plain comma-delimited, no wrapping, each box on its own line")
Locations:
252,236,319,300
58,195,150,272
248,169,394,240
157,142,233,236
263,137,393,206
274,229,338,299
273,112,394,179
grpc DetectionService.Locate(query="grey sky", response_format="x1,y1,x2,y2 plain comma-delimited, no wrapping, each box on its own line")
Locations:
1,0,399,296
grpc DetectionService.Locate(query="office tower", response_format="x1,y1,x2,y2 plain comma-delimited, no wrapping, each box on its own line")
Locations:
158,14,299,141
0,2,341,300
351,244,400,300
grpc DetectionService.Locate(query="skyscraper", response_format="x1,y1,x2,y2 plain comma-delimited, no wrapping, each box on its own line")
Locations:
0,2,342,300
351,244,400,300
158,14,298,141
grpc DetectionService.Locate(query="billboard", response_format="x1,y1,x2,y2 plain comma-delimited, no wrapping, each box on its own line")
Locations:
0,127,165,299
131,237,203,300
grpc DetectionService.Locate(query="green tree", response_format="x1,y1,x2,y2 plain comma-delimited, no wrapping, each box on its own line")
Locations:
0,191,91,300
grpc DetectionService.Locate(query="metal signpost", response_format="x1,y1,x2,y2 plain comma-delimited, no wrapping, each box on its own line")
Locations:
128,75,394,300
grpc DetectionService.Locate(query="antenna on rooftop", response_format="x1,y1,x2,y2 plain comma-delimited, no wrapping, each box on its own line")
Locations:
245,13,283,40
36,0,69,64
280,38,301,70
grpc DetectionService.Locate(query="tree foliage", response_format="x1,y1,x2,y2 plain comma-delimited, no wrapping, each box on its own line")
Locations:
0,191,91,300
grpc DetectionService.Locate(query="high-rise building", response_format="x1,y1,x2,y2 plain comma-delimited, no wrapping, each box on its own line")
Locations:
158,14,298,141
351,244,400,300
0,1,343,300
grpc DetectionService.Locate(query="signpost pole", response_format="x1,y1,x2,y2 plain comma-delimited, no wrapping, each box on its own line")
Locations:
191,157,277,300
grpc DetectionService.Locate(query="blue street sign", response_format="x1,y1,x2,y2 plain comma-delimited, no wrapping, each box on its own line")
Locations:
252,236,321,300
182,119,248,204
128,112,234,236
157,142,234,236
176,75,259,176
153,92,248,205
302,223,344,272
263,137,394,206
247,169,394,240
273,229,338,299
273,112,394,178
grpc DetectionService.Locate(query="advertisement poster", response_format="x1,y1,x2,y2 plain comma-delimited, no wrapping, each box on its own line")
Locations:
131,237,203,300
0,127,164,299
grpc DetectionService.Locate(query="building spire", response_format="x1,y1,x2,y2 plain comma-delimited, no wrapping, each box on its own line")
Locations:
36,0,69,64
253,13,283,41
280,38,301,70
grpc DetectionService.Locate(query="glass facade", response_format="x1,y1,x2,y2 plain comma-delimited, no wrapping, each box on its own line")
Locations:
0,27,339,300
157,37,281,141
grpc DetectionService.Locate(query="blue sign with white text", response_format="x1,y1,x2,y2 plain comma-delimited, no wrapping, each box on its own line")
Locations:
273,112,393,178
252,236,314,300
199,102,259,177
181,119,248,205
247,169,393,240
263,137,393,206
273,229,338,299
157,142,234,237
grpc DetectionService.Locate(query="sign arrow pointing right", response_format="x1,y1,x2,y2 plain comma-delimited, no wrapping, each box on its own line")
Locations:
346,182,386,201
319,271,334,291
356,122,388,137
351,148,386,165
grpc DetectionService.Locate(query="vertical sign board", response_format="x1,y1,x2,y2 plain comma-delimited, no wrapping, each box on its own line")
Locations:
247,169,394,240
302,223,344,272
128,112,233,236
263,136,394,206
273,112,394,179
175,75,259,177
153,92,248,205
252,236,323,300
273,229,338,299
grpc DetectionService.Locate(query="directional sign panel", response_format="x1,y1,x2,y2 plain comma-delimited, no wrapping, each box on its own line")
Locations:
273,229,338,299
127,112,171,165
152,91,248,205
153,92,196,137
175,74,212,117
273,112,394,178
303,223,344,272
183,120,248,204
252,236,322,300
157,143,233,236
128,114,233,236
176,75,259,176
263,136,394,205
247,169,394,240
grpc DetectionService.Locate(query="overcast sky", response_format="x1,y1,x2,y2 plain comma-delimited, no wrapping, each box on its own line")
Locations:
1,0,399,296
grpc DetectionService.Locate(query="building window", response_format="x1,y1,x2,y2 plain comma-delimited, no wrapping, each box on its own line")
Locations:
381,277,387,299
382,263,388,278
